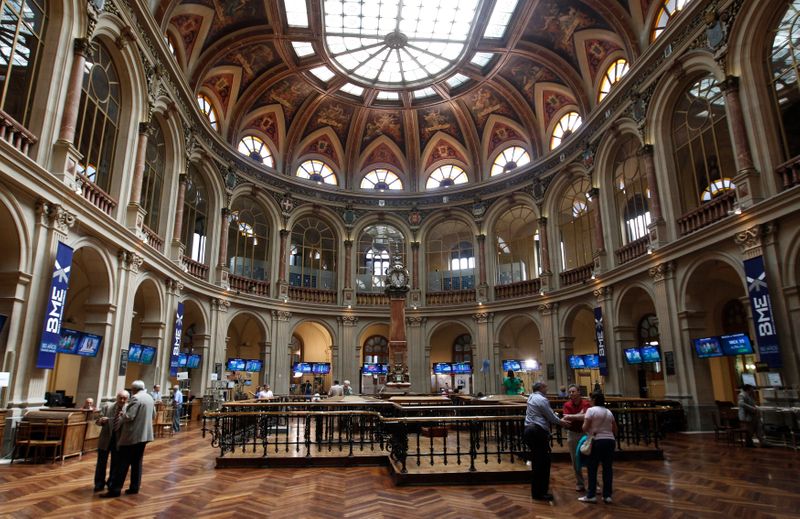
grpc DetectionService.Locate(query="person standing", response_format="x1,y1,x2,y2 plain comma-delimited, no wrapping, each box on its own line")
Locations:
578,391,617,504
562,384,591,492
503,370,524,395
172,384,184,432
93,390,128,492
150,384,162,404
102,380,155,498
738,384,765,447
524,381,569,502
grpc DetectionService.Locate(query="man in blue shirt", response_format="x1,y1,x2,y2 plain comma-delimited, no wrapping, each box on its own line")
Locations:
172,385,183,432
524,381,569,501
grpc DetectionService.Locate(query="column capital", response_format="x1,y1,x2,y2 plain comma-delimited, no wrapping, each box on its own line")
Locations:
537,302,558,315
411,241,420,250
280,229,290,238
734,223,776,259
638,144,654,157
472,312,493,324
117,250,144,273
476,234,486,243
720,75,739,93
39,202,77,235
211,297,230,312
648,261,676,282
138,121,156,137
587,187,600,199
337,315,358,326
74,37,92,57
537,216,548,225
343,239,353,248
593,286,612,302
272,309,291,321
165,277,184,296
406,316,427,327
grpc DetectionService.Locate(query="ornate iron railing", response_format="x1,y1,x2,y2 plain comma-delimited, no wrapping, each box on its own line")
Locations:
494,278,542,300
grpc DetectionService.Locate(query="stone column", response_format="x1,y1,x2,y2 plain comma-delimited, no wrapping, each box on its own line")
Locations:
258,341,271,387
126,122,154,234
472,312,494,395
639,145,668,247
277,229,290,300
537,217,552,291
269,310,292,394
409,242,421,307
342,240,354,306
336,316,358,386
721,76,762,207
406,316,427,393
58,38,91,145
171,174,187,261
537,302,559,388
216,208,231,289
611,325,639,396
593,286,620,395
192,333,211,397
101,250,139,400
476,234,487,286
588,187,605,254
208,297,230,393
558,336,575,388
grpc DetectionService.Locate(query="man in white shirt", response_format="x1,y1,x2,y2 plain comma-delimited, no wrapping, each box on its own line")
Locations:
172,385,183,432
256,384,274,399
524,381,569,502
328,380,343,397
150,384,162,403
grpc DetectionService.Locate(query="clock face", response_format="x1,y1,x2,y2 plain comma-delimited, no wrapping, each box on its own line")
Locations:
390,270,407,288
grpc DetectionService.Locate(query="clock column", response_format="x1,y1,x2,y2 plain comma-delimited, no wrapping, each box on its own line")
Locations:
385,260,411,390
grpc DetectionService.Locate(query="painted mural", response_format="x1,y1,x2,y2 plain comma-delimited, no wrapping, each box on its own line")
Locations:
418,104,462,150
542,90,576,129
193,0,267,51
362,110,405,152
257,77,315,126
524,0,606,67
202,72,235,115
305,99,355,143
245,111,279,148
487,122,525,157
584,39,624,82
501,56,561,106
363,142,404,171
424,139,468,170
301,133,339,165
216,42,279,95
170,14,204,62
464,86,518,133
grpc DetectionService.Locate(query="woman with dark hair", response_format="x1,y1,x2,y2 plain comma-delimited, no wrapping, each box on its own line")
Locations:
502,369,524,395
578,391,617,504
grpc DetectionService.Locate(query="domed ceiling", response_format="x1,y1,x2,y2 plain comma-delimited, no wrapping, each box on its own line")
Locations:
157,0,656,191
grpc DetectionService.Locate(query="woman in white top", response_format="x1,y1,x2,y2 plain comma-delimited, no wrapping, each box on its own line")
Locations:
578,391,617,504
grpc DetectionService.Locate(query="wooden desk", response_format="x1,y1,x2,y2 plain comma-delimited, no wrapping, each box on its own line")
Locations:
389,396,452,406
22,409,88,461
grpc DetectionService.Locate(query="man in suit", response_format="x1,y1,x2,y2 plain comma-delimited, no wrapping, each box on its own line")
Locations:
102,380,155,498
93,390,128,491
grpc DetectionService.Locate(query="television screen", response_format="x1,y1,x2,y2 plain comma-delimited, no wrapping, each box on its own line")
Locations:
246,359,263,372
452,362,472,374
362,363,388,374
187,354,201,369
720,333,754,356
741,373,756,387
140,346,156,365
521,359,540,371
624,348,643,364
292,362,313,374
128,343,143,363
76,333,102,357
57,328,82,354
693,336,723,358
177,353,188,368
568,355,586,369
312,362,330,374
502,359,521,372
583,354,600,369
227,358,246,371
433,362,452,374
641,345,661,363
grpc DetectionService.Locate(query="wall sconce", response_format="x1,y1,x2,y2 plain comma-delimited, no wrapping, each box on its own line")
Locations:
590,270,597,280
729,202,742,216
74,177,84,195
646,244,654,255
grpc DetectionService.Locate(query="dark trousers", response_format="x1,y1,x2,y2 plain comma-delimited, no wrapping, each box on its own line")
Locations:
110,442,147,492
586,438,615,499
524,425,552,498
173,404,182,432
94,447,117,489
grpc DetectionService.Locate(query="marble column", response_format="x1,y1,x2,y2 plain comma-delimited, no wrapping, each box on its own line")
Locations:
269,310,292,394
639,145,668,247
342,239,354,306
58,38,92,144
588,187,605,255
721,76,762,207
411,242,420,289
217,208,231,288
472,312,494,395
537,302,559,388
171,174,187,261
278,229,289,282
476,234,487,286
126,122,154,233
406,316,427,393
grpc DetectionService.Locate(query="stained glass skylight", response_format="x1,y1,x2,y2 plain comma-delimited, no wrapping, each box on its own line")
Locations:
292,42,315,58
483,0,518,39
322,0,485,87
284,0,310,27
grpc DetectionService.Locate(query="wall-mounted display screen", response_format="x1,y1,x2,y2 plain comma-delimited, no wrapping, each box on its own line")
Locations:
568,355,586,369
433,362,452,374
521,359,540,371
502,359,521,372
292,362,313,374
720,333,754,356
693,336,724,358
187,354,201,369
246,359,263,372
583,354,600,369
312,362,330,374
140,346,156,365
128,343,143,363
227,358,246,371
57,328,82,354
362,363,388,374
76,333,102,357
624,348,643,364
452,362,472,374
641,346,661,363
177,353,188,368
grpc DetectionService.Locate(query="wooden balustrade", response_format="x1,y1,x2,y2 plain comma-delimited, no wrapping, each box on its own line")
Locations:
288,286,337,304
229,273,270,296
615,235,649,265
141,224,163,252
356,292,390,305
676,190,736,236
776,155,800,191
494,278,541,300
559,263,593,287
182,256,209,280
0,108,37,156
76,172,117,216
426,289,476,305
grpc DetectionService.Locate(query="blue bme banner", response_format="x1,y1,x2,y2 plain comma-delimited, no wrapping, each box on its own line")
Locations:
744,255,782,368
37,241,74,369
594,306,608,376
170,302,184,376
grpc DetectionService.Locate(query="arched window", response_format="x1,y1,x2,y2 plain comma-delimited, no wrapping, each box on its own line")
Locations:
598,58,629,102
141,121,165,232
238,135,274,167
296,159,337,185
196,94,218,130
495,205,540,284
426,220,474,291
671,74,735,213
652,0,691,41
452,334,472,363
491,146,531,176
426,164,468,189
363,335,388,364
613,137,651,244
289,216,337,290
770,1,800,160
360,168,403,190
181,166,209,264
357,224,405,292
558,177,593,271
550,111,582,150
75,41,121,192
0,0,45,126
227,197,270,281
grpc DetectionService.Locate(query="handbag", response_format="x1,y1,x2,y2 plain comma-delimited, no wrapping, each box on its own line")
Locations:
579,434,594,455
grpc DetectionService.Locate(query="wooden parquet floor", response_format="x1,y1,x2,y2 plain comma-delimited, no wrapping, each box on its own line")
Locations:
1,426,798,519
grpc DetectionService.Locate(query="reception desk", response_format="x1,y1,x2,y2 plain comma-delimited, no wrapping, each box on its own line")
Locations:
21,409,90,462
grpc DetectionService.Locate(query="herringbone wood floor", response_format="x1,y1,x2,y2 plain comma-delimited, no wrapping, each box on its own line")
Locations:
1,426,798,518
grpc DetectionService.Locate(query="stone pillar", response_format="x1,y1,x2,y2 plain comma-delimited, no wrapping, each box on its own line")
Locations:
588,187,606,262
258,341,271,387
171,174,187,261
277,229,290,300
721,76,762,207
406,316,427,393
336,316,358,387
209,297,230,393
160,279,184,387
126,122,154,238
593,286,620,395
537,302,559,388
558,336,575,388
537,217,552,291
216,208,231,289
639,145,668,247
140,320,166,389
192,333,211,397
472,312,494,395
102,250,140,400
409,242,421,307
269,310,292,394
342,239,354,306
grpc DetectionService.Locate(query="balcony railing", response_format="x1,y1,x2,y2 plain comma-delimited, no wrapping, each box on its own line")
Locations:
615,235,649,265
229,273,270,296
776,154,800,191
141,224,163,253
676,190,736,236
559,263,593,287
288,286,336,304
494,278,542,300
76,172,117,216
183,256,209,280
0,109,37,156
356,292,390,305
426,289,476,305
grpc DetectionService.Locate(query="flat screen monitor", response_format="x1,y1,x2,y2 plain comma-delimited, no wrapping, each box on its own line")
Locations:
741,373,756,387
452,362,472,374
140,346,156,365
624,347,643,364
502,359,521,372
693,336,724,358
720,333,754,356
187,353,201,369
362,363,388,374
57,328,82,354
641,345,662,363
246,359,263,372
568,355,586,369
433,362,452,374
293,362,313,374
177,353,188,368
521,359,540,371
583,354,600,369
127,343,143,363
76,333,102,357
312,362,330,374
226,358,246,371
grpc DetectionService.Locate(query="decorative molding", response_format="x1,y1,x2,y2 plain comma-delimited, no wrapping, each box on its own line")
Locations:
211,297,230,313
593,286,612,302
472,312,492,324
537,302,558,315
337,315,358,326
37,201,76,234
734,223,775,259
648,261,676,282
406,316,426,327
271,309,292,321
